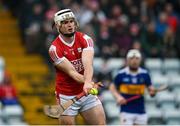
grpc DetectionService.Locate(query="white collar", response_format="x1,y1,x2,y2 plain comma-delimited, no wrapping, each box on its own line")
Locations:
58,34,75,47
125,67,140,76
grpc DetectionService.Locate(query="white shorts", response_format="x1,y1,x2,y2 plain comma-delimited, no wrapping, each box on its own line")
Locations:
120,112,147,125
58,94,102,116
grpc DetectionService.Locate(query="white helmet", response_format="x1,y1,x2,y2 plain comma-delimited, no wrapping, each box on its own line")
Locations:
54,9,76,25
53,9,79,34
126,49,141,59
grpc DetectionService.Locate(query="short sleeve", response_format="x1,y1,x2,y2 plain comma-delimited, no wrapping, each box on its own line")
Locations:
49,45,65,65
114,74,122,89
145,73,152,87
82,34,94,51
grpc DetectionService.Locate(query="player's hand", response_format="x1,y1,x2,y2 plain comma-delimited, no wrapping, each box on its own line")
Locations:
116,96,127,105
83,82,94,95
93,82,103,88
149,86,156,97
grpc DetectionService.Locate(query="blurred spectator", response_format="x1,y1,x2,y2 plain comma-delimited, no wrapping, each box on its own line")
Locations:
141,22,163,57
89,0,106,34
128,5,140,24
96,22,112,57
97,22,111,47
43,3,59,50
0,72,18,105
99,0,111,17
108,5,122,28
145,0,158,18
101,45,114,59
109,5,133,57
139,15,150,32
61,0,72,9
174,25,180,58
164,3,178,32
132,40,142,51
25,2,44,53
129,23,140,41
162,27,177,58
155,12,168,37
17,0,35,43
78,0,106,29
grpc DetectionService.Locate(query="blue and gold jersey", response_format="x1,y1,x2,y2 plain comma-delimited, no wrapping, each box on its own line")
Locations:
114,67,152,114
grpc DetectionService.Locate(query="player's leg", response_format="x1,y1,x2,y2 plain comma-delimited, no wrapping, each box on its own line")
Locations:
134,113,148,125
79,95,106,125
80,104,106,124
120,112,135,126
59,115,76,125
57,94,80,125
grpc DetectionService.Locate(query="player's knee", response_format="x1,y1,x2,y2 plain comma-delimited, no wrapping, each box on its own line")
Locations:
59,120,75,125
59,117,75,125
96,115,106,125
97,120,106,125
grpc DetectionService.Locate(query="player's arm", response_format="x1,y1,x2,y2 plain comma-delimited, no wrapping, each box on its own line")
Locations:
147,85,156,97
81,35,95,93
109,83,122,100
109,83,127,105
82,49,94,83
81,49,94,93
49,45,84,84
55,58,84,84
145,73,156,97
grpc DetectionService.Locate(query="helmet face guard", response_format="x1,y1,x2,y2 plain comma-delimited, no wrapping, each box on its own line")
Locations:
53,9,79,32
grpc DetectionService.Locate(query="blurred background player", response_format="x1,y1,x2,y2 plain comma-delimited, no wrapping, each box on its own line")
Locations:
48,9,106,125
110,49,156,125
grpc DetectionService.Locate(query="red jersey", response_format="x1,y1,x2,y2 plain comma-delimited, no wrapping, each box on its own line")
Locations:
49,32,94,96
